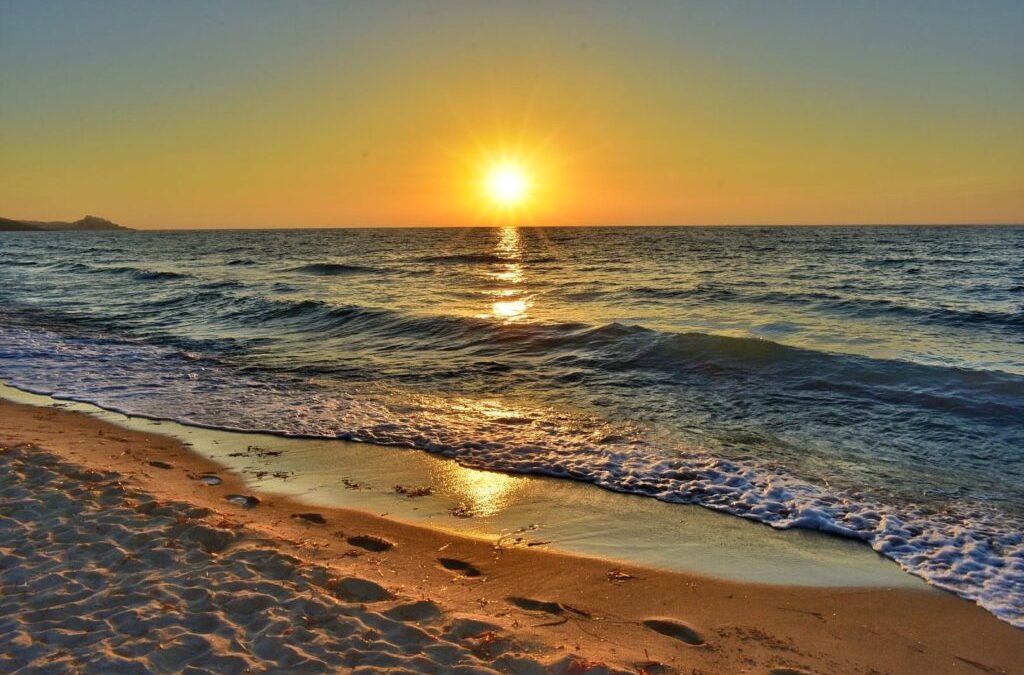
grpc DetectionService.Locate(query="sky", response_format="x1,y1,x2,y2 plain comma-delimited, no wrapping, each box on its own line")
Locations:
1,0,1022,229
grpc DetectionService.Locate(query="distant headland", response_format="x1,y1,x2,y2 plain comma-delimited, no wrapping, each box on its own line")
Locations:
0,215,129,232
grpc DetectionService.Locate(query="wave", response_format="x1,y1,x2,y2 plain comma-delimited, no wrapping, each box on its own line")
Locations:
629,284,739,301
286,263,381,276
46,261,190,282
113,267,189,282
16,281,1020,422
418,253,558,265
419,253,515,264
789,293,1024,329
6,273,1022,424
136,293,1021,428
627,284,1024,329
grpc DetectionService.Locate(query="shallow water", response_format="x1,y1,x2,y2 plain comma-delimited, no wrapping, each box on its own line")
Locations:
0,226,1021,624
0,383,920,588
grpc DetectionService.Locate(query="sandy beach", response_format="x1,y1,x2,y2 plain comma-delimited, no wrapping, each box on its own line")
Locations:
2,396,1021,674
4,1,1023,672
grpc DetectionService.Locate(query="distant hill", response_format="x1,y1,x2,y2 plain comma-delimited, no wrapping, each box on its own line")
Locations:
0,215,130,231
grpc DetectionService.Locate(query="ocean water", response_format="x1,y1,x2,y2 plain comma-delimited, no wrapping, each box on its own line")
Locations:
1,226,1022,624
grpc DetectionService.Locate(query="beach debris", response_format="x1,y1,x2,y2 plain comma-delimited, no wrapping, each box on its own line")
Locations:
951,656,1006,675
342,478,367,490
471,630,501,644
449,503,475,518
227,444,282,458
250,469,294,481
565,657,608,675
347,534,394,552
213,518,243,530
494,528,549,551
148,460,173,470
394,484,432,497
198,474,222,486
291,512,327,524
495,525,538,549
642,618,705,646
496,536,525,550
225,494,260,508
775,606,826,623
465,630,514,658
438,557,482,577
251,469,293,481
247,444,281,457
606,568,636,583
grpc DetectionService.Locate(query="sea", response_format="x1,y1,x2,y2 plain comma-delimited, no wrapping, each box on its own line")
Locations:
1,225,1021,625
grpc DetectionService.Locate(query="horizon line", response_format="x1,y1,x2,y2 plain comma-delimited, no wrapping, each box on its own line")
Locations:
125,222,1024,231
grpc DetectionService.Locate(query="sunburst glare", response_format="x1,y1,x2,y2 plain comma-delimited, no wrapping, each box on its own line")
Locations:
485,163,531,208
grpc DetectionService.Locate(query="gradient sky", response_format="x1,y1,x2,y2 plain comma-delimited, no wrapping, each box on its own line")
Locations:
1,1,1022,228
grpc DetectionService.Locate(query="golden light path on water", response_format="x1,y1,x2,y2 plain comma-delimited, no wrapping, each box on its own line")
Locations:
486,225,531,322
456,227,534,514
436,463,525,518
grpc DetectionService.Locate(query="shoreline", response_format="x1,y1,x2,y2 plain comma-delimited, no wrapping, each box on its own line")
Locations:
1,394,1021,673
0,383,921,590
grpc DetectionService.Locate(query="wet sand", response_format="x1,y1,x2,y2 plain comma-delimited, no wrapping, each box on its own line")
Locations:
1,396,1022,674
0,384,923,590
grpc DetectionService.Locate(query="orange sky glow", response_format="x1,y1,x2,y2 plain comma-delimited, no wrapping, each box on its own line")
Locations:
1,2,1021,228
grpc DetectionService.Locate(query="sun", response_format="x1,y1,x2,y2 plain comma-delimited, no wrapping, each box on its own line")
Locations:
484,163,531,208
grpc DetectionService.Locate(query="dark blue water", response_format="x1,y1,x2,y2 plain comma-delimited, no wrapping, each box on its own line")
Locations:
1,226,1022,624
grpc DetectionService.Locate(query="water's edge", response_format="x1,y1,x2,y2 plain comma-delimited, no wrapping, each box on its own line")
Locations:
0,380,925,589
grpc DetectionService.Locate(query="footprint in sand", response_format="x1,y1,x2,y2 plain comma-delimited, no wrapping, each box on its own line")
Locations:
225,494,260,508
438,557,482,577
198,474,222,486
330,576,394,603
769,669,815,675
291,512,326,524
384,599,443,623
148,460,173,469
347,534,394,552
505,596,592,618
642,618,705,646
507,596,564,615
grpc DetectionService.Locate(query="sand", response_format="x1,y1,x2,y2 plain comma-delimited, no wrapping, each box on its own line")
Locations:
1,397,1022,674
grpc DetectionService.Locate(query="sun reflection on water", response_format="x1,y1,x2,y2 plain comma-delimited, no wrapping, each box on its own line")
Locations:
429,395,531,516
491,298,528,320
492,265,524,284
486,226,532,322
435,462,524,517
